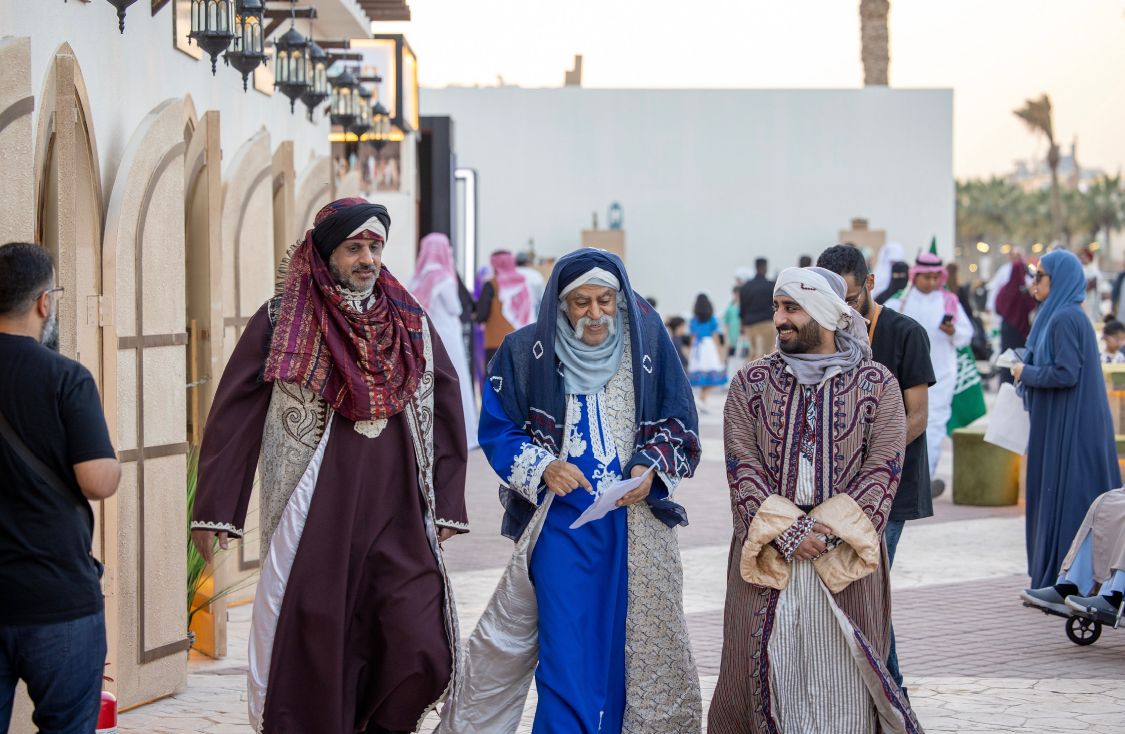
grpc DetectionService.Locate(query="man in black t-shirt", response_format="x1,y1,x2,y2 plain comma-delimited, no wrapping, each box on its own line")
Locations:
0,243,120,732
817,244,936,698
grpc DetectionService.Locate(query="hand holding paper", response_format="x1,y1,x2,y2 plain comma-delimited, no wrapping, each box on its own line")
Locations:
570,467,654,530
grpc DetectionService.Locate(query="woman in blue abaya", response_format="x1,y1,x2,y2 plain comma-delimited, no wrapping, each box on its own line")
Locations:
1014,249,1121,588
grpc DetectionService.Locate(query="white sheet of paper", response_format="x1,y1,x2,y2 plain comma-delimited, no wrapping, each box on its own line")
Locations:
994,349,1023,369
569,467,654,530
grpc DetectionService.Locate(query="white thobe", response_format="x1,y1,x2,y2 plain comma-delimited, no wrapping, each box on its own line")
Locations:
885,288,972,475
426,278,479,448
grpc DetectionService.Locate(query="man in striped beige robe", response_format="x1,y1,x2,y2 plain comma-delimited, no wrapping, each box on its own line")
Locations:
708,266,925,734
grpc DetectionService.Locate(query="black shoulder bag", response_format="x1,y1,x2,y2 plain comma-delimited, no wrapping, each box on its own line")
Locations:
0,404,89,518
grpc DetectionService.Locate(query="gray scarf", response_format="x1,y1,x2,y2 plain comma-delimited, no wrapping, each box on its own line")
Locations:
778,326,871,385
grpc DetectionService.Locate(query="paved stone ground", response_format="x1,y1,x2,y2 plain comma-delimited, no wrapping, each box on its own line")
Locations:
121,389,1125,733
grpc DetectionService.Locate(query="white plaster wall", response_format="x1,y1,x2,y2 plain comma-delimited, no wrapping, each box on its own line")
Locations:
421,86,954,315
1,1,330,204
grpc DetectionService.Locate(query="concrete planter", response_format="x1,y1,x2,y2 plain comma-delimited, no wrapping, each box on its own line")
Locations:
952,427,1021,506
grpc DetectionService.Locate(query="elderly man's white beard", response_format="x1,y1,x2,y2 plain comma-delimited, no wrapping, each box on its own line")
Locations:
573,314,615,340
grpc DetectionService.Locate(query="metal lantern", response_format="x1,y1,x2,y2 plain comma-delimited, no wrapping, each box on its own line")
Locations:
188,0,236,74
351,86,373,137
369,100,391,151
224,0,268,92
328,68,359,132
106,0,138,33
273,26,310,113
299,40,330,119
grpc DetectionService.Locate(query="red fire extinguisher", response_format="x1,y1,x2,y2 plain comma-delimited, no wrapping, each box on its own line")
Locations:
96,690,117,733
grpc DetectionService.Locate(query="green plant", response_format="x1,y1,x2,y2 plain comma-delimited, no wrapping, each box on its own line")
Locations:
185,448,259,632
186,447,207,614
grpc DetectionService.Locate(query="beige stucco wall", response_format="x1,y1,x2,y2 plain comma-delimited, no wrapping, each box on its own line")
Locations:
0,37,34,244
295,155,333,243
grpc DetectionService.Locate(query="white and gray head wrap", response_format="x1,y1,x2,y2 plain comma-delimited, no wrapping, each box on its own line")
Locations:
773,266,872,385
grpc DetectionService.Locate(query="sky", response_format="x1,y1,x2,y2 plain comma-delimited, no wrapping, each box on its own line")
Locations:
379,0,1125,180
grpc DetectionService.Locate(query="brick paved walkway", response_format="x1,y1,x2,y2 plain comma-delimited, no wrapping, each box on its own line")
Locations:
120,391,1125,733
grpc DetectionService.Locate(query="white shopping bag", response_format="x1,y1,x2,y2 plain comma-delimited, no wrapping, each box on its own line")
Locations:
983,382,1030,455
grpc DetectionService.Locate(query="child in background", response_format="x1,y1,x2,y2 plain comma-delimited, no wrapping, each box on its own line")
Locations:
665,316,689,370
1102,320,1125,364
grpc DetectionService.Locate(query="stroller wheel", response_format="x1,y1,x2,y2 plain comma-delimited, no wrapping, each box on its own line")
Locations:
1065,615,1102,646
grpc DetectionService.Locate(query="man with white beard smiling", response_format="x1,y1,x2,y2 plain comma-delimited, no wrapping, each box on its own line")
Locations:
440,248,703,734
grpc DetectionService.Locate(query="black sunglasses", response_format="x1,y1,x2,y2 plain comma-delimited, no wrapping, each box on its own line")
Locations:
1033,271,1049,282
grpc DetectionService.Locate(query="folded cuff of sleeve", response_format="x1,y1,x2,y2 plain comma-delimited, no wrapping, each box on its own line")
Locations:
739,494,805,590
809,493,881,593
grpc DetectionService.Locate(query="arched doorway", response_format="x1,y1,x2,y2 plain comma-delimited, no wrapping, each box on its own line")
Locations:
34,43,105,386
101,96,190,707
218,129,275,580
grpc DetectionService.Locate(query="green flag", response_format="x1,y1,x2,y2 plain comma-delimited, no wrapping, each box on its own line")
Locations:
947,346,987,434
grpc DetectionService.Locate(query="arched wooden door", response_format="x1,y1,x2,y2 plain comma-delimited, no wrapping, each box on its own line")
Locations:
102,97,190,707
220,129,275,575
184,105,223,444
33,44,112,648
34,44,105,385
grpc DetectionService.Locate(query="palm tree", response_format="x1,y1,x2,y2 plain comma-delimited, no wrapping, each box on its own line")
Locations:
1084,174,1125,254
1013,94,1063,244
860,0,890,86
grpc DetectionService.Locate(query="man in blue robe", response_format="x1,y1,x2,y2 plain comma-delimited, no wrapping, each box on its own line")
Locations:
438,249,703,734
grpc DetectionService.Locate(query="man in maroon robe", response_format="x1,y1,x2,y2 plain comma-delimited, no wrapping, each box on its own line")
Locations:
191,198,469,734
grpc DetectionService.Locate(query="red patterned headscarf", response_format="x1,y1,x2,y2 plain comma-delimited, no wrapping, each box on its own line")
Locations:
263,198,426,422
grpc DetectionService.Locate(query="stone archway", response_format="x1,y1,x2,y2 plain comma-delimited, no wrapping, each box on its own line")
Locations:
101,96,190,707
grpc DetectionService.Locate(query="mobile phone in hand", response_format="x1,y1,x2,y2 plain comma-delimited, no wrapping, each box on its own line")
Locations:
941,314,954,325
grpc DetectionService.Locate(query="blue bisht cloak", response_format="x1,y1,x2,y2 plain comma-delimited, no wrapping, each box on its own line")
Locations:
478,248,702,540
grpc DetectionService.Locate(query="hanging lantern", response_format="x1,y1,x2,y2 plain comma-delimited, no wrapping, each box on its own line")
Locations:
274,25,310,114
299,40,330,119
369,100,391,152
328,68,359,132
224,0,268,91
351,85,373,138
105,0,138,33
188,0,237,74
